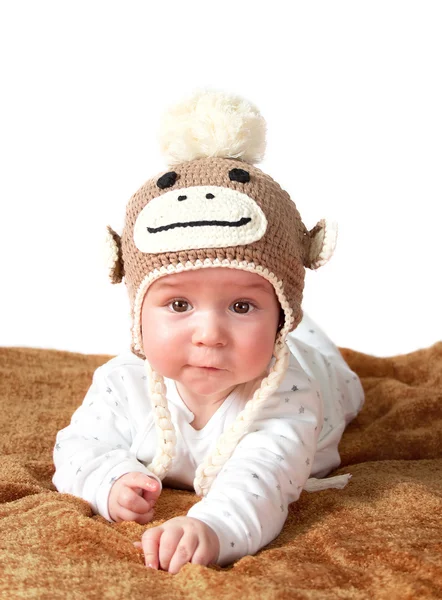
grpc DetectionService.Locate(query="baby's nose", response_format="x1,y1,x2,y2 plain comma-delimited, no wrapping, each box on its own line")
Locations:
191,313,227,346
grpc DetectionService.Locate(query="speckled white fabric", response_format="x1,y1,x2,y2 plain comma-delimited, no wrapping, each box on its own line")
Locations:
53,312,364,567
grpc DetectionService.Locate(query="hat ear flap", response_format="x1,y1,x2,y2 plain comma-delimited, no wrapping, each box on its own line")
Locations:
104,225,124,283
304,219,338,270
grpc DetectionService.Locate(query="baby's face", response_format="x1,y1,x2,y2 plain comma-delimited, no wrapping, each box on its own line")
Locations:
141,268,280,405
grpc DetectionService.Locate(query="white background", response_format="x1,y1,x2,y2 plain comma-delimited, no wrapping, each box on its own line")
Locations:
1,1,441,358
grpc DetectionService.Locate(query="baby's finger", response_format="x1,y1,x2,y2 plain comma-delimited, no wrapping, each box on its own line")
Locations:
125,472,160,494
114,504,155,524
158,526,185,573
119,486,153,514
140,485,162,504
168,532,199,574
142,527,164,569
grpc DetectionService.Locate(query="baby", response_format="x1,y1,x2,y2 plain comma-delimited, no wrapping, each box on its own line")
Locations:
53,89,365,574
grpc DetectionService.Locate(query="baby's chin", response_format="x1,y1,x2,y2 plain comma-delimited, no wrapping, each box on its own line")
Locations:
177,370,241,397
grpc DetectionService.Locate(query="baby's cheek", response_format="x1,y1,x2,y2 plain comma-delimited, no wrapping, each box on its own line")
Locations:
143,323,183,376
237,326,275,373
142,308,167,345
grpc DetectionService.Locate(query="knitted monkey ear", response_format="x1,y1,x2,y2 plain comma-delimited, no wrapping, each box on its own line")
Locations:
104,225,124,283
304,219,338,270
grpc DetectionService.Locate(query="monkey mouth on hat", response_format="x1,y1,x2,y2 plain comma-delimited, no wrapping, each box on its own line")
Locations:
147,217,252,234
132,185,268,253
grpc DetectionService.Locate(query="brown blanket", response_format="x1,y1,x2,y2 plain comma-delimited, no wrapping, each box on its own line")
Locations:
1,343,441,599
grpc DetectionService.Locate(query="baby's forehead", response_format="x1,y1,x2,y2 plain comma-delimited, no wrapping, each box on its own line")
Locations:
149,267,273,292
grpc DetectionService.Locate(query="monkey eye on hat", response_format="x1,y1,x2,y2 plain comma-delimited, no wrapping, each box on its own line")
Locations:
103,88,338,497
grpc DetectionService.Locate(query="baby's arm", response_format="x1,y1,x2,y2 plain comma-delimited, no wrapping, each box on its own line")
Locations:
286,313,365,425
187,362,323,567
52,364,162,521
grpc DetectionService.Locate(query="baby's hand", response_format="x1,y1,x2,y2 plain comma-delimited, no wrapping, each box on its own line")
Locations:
134,516,220,574
108,472,161,524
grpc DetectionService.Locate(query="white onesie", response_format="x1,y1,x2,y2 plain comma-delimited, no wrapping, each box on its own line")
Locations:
52,312,364,567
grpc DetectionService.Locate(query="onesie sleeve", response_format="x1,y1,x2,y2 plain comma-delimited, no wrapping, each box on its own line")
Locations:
187,355,323,567
52,363,162,521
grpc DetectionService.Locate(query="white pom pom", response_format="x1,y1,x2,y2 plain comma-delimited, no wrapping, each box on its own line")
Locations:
157,88,267,166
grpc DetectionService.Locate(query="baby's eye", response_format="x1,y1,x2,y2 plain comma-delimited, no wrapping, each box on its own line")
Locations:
230,301,255,314
169,299,192,313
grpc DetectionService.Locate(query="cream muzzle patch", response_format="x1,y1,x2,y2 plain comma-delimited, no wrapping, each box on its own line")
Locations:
133,185,268,253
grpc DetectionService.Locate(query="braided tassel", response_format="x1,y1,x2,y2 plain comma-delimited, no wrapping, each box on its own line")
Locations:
145,361,177,478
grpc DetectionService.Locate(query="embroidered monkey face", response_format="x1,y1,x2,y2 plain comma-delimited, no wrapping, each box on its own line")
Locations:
126,157,305,264
133,165,269,254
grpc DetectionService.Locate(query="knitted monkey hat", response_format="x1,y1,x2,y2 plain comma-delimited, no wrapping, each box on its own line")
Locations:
105,89,338,496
